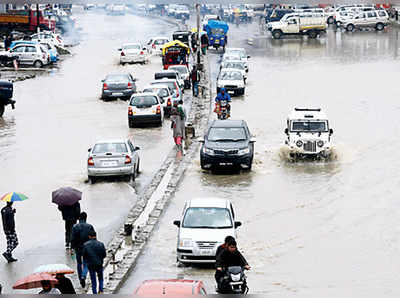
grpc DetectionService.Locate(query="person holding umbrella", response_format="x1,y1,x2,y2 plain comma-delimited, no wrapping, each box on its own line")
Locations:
13,272,59,293
52,187,82,250
54,273,75,294
38,280,61,294
33,263,76,294
1,192,27,263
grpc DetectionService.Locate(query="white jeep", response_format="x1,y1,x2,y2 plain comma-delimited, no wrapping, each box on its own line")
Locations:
284,108,333,159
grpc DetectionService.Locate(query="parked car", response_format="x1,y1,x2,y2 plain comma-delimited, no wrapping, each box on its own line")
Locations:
142,84,173,116
154,70,184,91
168,65,190,89
31,31,64,48
9,40,57,63
118,43,146,65
217,68,245,96
146,36,169,55
87,138,140,183
128,92,164,127
150,78,182,103
173,198,242,264
219,60,247,82
199,120,255,170
101,73,137,101
0,80,14,117
134,279,207,295
2,43,49,68
342,10,389,31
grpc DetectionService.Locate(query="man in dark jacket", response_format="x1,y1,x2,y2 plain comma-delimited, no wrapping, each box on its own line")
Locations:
190,65,200,96
83,230,106,294
55,273,75,294
200,33,209,55
58,201,80,249
1,202,18,262
216,235,235,258
215,239,250,291
71,212,94,288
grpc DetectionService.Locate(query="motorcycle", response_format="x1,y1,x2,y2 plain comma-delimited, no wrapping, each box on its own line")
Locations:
217,266,249,294
216,100,230,120
0,80,15,117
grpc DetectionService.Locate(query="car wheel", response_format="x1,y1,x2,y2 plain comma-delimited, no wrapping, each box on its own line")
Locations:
88,176,96,184
247,158,253,171
376,23,384,31
272,30,282,39
346,24,354,32
121,62,126,66
33,60,43,68
130,169,136,182
308,30,317,39
136,159,140,174
0,105,4,117
327,16,334,24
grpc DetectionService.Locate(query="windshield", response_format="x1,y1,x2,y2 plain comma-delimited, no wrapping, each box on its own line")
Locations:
169,66,188,75
291,121,328,132
220,71,242,80
40,43,51,50
93,143,127,153
208,127,247,141
106,75,128,82
182,207,233,228
152,81,175,92
123,44,141,50
130,96,158,107
226,50,245,58
143,88,168,97
223,62,244,70
211,28,225,35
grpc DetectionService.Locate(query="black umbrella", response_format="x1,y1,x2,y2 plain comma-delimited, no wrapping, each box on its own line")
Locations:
52,187,82,206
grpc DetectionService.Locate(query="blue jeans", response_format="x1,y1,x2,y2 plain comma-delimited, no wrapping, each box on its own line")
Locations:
75,250,88,280
88,265,103,294
192,81,199,96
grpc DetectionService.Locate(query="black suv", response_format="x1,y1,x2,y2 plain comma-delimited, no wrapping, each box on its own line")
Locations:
200,120,255,170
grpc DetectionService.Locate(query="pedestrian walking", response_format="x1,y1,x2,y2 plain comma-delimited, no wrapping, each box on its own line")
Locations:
201,33,209,55
71,212,95,288
38,280,61,294
58,201,80,249
190,65,200,97
170,101,185,152
82,231,106,294
54,273,75,294
1,202,18,263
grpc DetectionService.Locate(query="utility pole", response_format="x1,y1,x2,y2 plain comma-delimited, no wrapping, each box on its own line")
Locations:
196,3,201,69
36,3,40,33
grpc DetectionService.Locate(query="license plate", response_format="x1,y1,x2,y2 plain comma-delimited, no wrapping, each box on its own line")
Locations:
215,39,220,43
219,162,233,166
102,161,118,167
200,249,213,255
112,92,123,96
228,90,235,94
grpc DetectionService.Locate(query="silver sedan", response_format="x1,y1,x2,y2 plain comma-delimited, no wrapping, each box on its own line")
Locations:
87,138,140,183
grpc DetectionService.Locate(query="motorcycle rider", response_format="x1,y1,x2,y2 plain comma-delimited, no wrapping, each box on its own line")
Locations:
215,88,231,118
215,238,250,292
216,235,235,258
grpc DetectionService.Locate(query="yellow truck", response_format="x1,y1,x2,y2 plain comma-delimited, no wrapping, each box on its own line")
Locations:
268,12,327,39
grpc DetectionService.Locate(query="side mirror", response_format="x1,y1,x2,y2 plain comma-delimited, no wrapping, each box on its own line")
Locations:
250,137,256,143
247,55,250,58
284,128,288,135
329,128,333,135
118,48,122,51
142,47,146,50
134,146,140,151
234,221,242,228
173,220,180,227
160,98,165,103
101,79,104,82
88,148,92,152
132,78,137,82
198,137,205,143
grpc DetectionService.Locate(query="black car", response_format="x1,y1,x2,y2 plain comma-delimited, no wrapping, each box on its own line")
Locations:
0,80,14,117
200,120,255,170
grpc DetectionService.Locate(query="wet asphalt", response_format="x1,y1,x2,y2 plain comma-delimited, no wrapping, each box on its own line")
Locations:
0,11,188,293
118,20,400,297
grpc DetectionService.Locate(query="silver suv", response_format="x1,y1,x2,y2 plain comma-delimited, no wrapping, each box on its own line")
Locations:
342,10,389,31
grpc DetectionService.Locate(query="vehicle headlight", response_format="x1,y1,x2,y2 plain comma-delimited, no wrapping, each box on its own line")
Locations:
203,147,214,155
179,238,193,248
317,140,324,147
238,147,250,155
296,140,303,147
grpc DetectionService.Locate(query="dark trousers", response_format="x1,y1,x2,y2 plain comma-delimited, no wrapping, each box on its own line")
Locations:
4,231,18,255
75,249,88,280
192,81,199,96
88,265,103,294
65,220,76,246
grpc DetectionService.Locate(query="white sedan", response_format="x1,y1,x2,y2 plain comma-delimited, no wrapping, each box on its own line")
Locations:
119,43,146,65
219,60,247,83
217,68,245,96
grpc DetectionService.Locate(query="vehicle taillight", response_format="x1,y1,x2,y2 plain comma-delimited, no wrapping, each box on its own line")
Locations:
121,51,125,56
125,155,132,164
127,82,133,89
152,44,156,49
175,85,180,98
103,83,108,90
167,98,171,106
56,36,61,43
128,106,133,116
140,51,144,55
43,54,46,59
88,157,94,166
156,105,161,114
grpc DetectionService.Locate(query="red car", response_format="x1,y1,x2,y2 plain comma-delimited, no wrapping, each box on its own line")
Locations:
134,279,207,295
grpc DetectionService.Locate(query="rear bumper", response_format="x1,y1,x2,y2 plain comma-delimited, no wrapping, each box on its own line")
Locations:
102,89,134,98
129,114,161,123
88,165,134,177
120,56,146,63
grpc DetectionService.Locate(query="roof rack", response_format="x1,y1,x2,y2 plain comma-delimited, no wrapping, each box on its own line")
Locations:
294,108,321,112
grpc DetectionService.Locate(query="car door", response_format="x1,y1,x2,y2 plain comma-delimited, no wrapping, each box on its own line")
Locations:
366,11,377,27
24,45,38,64
9,46,25,63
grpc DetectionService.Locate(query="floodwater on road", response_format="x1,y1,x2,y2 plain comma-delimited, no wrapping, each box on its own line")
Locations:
0,11,184,293
119,22,400,297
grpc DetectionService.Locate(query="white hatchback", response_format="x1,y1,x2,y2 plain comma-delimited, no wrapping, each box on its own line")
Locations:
173,198,242,264
128,92,164,127
119,43,146,64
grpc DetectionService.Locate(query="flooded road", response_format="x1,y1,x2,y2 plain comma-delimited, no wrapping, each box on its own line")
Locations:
0,11,184,292
119,22,400,296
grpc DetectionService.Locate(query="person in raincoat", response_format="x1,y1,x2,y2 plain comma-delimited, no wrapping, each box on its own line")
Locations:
170,101,185,151
1,202,18,263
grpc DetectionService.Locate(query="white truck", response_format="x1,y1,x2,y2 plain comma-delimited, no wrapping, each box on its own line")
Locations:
284,108,334,160
268,12,327,39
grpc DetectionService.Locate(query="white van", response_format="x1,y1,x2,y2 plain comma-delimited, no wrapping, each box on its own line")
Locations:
173,198,242,264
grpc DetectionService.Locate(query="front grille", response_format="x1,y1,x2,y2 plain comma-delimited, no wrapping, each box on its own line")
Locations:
214,149,238,155
303,141,317,152
196,241,217,249
224,85,237,89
